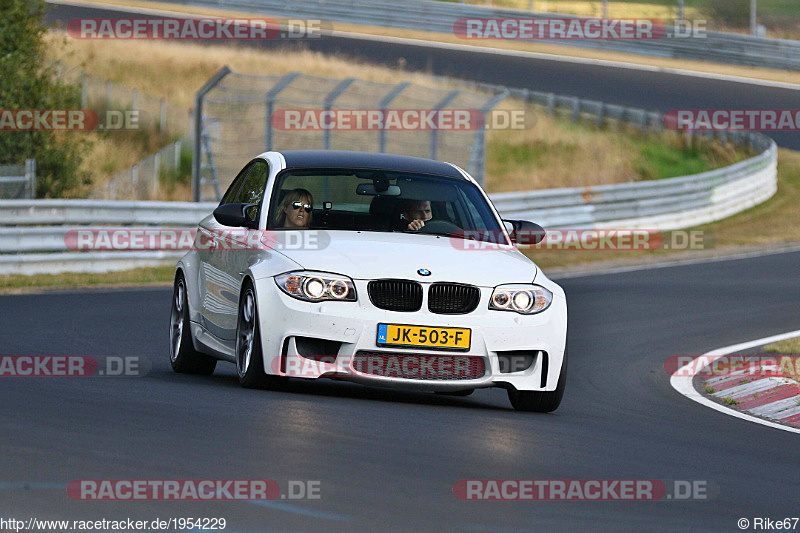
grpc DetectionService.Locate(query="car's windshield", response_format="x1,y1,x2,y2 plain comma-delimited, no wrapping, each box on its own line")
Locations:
268,168,505,238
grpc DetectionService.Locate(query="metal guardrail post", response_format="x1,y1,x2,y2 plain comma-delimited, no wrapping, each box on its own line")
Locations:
430,89,461,161
323,78,357,151
264,72,301,152
378,82,411,153
192,66,231,203
25,160,36,200
571,97,581,122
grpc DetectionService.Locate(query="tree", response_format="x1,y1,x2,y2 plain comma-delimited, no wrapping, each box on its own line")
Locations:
0,0,89,197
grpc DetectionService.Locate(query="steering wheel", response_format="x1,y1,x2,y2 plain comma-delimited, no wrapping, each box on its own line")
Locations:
417,219,461,234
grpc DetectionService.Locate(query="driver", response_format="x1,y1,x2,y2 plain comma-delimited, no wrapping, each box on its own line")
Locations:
401,199,432,231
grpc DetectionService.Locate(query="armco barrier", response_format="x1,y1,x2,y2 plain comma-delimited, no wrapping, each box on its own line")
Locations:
0,134,777,274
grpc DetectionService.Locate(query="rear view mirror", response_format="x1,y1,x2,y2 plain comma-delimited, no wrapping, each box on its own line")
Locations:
356,183,401,196
213,203,259,229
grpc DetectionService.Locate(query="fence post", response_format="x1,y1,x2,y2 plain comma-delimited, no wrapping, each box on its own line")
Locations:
154,152,161,198
174,141,181,168
323,78,357,151
430,89,461,161
596,102,605,127
132,164,139,198
160,99,167,132
263,72,301,152
81,71,87,108
377,81,411,153
25,159,36,199
469,89,508,186
193,66,231,202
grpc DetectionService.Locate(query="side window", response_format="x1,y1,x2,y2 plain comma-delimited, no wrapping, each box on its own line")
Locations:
220,162,254,206
234,161,269,206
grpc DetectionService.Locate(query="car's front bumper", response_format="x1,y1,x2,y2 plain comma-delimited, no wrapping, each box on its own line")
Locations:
254,278,567,392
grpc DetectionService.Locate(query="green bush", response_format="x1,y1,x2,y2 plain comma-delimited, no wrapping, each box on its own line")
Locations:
0,0,90,197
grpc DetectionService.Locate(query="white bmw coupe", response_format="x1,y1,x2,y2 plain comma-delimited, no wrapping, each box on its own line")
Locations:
170,150,567,412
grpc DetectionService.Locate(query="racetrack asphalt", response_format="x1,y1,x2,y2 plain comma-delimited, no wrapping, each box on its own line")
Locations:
1,250,799,531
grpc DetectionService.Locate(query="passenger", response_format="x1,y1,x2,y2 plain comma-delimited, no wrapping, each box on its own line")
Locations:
275,188,314,228
401,199,432,231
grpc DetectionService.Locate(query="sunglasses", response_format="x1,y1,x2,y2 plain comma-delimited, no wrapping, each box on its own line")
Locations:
291,201,312,213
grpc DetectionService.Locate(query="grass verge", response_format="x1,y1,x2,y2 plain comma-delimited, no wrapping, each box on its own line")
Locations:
0,266,175,293
764,337,800,354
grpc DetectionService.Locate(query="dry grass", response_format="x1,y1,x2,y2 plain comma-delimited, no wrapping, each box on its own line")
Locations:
45,32,466,110
47,31,740,195
0,266,175,293
60,0,800,86
764,337,800,354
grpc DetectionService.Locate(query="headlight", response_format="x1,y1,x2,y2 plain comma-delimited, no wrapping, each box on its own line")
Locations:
489,285,552,314
275,271,357,302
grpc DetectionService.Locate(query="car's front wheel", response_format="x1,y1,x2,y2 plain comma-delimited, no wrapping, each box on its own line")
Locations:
236,282,285,390
507,348,567,413
170,273,217,375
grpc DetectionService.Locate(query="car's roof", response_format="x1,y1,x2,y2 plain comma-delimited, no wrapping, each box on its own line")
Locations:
278,150,466,179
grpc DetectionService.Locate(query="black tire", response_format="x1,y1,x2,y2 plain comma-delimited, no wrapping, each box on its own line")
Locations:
169,273,217,375
507,348,567,413
235,282,285,390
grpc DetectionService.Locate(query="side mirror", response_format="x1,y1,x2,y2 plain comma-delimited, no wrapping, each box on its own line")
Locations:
213,203,259,229
503,219,546,245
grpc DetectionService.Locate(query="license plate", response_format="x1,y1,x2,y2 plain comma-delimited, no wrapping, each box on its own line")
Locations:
377,324,471,350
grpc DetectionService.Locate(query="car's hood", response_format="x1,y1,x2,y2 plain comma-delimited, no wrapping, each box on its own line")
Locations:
277,230,537,286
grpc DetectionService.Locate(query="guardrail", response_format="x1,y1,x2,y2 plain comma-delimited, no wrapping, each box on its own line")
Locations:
492,139,777,230
152,0,800,71
0,134,777,275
